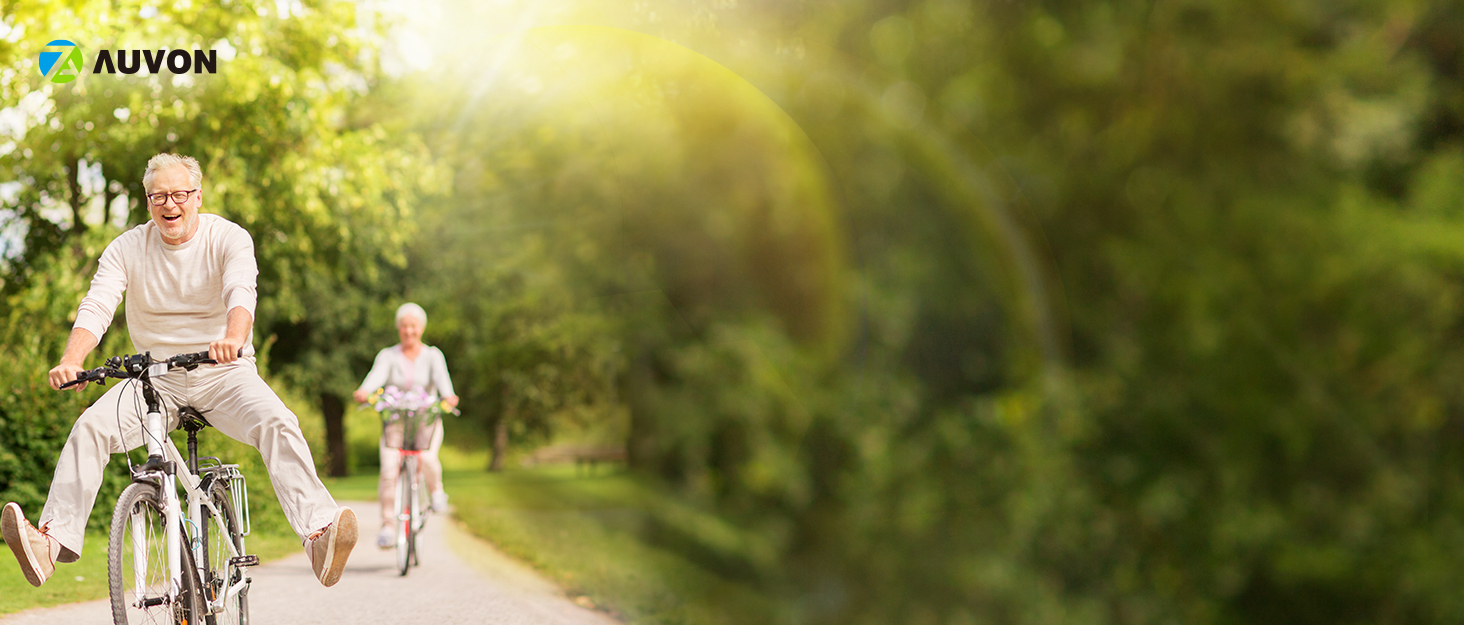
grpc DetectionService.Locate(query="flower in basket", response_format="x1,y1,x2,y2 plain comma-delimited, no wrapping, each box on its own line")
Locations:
372,386,457,421
401,387,435,412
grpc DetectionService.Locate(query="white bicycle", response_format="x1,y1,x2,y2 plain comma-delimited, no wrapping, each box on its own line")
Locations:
64,351,256,625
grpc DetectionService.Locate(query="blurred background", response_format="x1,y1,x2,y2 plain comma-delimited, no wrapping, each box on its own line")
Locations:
4,0,1464,623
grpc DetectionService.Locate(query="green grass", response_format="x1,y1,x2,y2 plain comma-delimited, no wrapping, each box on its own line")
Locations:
445,456,792,625
0,534,114,615
321,472,380,502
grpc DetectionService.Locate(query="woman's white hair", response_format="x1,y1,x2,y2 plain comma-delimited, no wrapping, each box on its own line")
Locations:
395,302,427,327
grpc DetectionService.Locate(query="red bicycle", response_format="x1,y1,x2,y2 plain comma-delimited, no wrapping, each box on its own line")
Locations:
367,387,453,576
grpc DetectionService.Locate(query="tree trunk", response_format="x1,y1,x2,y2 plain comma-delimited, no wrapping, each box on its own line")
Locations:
102,185,115,228
65,157,86,236
128,182,146,223
489,408,510,472
319,392,349,478
624,350,657,471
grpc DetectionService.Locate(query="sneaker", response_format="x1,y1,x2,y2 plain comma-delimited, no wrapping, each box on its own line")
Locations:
303,507,358,587
431,491,449,513
376,527,394,549
1,503,58,588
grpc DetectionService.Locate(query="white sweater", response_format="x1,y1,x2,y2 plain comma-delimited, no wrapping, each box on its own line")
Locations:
357,344,455,398
73,214,258,359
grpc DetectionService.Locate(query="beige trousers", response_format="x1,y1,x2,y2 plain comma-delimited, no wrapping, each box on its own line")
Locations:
377,423,444,529
39,357,339,556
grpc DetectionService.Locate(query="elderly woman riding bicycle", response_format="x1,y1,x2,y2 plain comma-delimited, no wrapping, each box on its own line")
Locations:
353,303,459,549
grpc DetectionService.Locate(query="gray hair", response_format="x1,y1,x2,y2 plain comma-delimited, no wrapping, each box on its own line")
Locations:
395,303,427,327
143,153,203,193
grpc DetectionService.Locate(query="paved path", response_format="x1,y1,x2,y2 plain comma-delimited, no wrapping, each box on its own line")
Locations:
0,502,618,625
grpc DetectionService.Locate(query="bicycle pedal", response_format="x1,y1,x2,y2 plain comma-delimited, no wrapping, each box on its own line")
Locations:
229,555,260,567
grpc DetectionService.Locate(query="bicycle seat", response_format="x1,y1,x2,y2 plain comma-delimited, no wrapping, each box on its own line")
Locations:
178,406,212,432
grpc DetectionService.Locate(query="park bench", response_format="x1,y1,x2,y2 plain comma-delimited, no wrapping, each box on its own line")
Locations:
525,444,628,474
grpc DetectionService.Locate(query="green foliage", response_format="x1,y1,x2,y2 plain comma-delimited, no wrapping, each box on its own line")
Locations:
390,2,1464,624
395,25,851,471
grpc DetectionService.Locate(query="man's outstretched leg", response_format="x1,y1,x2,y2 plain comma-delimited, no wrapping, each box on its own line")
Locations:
1,503,62,587
194,360,357,586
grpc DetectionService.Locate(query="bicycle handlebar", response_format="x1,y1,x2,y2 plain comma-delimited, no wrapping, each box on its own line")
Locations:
58,349,240,389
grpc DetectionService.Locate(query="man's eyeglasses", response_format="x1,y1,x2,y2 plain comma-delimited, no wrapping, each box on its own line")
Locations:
146,189,198,206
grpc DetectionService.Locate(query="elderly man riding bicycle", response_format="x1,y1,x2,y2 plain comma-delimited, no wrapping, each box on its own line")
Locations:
1,153,358,589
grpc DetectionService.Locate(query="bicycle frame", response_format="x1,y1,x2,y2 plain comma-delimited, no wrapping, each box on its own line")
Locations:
125,360,252,615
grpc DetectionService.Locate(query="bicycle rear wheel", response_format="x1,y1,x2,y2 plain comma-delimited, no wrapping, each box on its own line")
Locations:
109,482,204,625
201,479,248,625
395,456,415,576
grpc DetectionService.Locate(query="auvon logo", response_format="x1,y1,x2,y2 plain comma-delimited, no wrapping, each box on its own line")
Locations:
39,40,220,83
93,48,217,75
38,40,84,84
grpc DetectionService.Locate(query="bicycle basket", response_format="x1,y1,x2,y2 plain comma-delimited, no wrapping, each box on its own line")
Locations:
380,409,440,451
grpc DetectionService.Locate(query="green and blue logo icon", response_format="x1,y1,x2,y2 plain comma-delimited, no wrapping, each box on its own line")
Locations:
38,39,84,84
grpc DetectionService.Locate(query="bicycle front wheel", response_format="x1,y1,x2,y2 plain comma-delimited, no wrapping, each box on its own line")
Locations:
108,482,205,625
395,457,415,576
409,459,424,568
201,479,248,625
